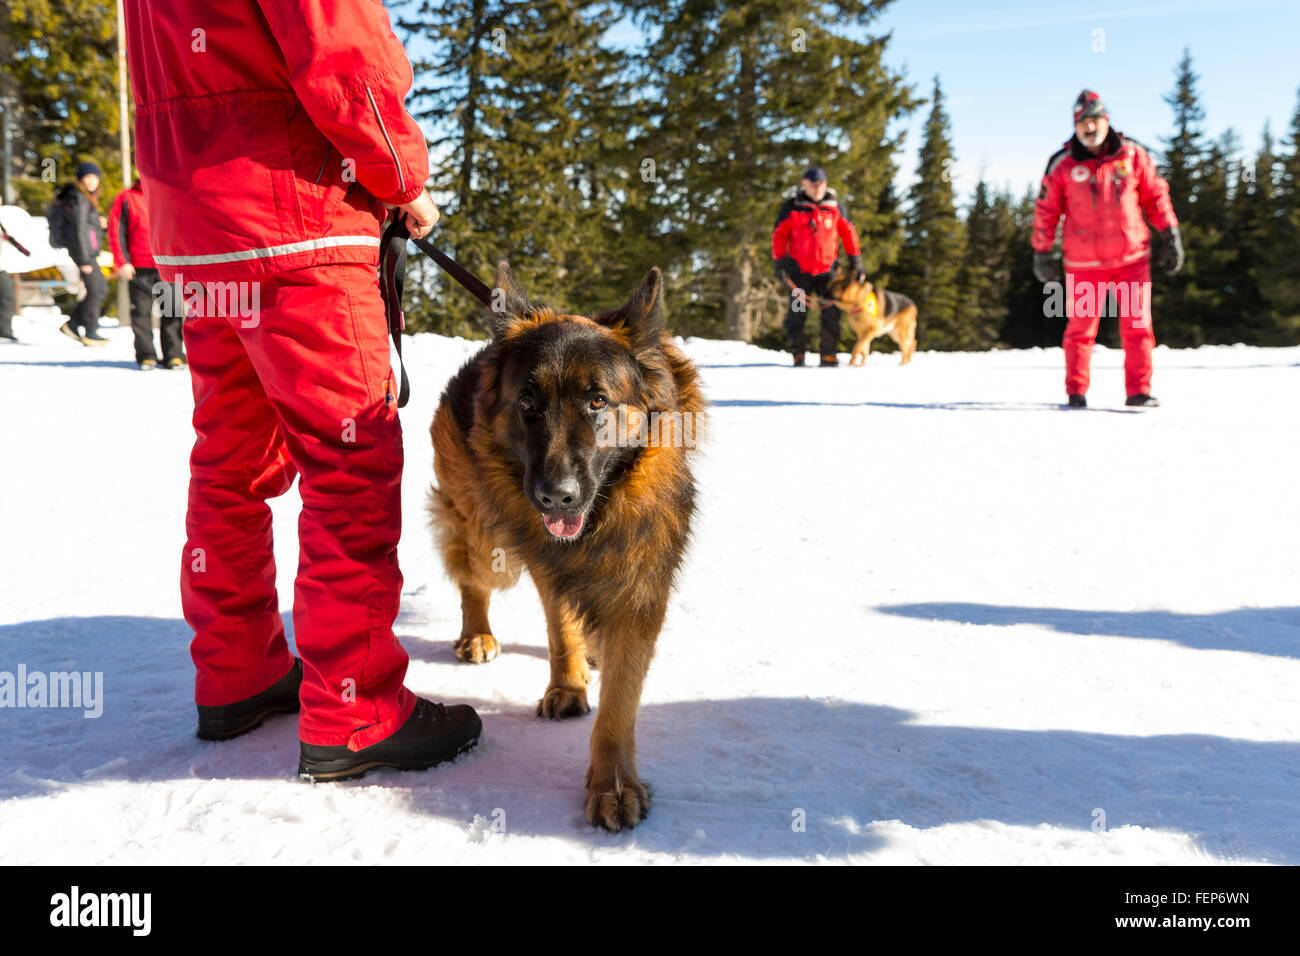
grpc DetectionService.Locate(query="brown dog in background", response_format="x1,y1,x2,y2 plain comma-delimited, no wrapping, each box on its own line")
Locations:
428,262,704,831
824,273,918,366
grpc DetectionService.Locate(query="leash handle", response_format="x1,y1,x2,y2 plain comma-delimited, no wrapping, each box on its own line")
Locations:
379,213,412,408
377,212,499,408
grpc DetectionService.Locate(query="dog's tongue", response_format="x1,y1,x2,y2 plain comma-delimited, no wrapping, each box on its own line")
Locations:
543,513,584,538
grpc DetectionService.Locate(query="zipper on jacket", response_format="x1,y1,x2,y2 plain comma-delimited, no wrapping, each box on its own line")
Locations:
365,85,407,196
314,144,331,185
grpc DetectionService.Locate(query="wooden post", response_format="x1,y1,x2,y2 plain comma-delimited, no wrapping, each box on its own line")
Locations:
114,0,132,329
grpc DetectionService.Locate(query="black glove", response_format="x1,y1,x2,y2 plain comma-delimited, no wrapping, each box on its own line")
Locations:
846,255,866,283
1032,251,1062,285
1157,226,1184,276
774,255,797,283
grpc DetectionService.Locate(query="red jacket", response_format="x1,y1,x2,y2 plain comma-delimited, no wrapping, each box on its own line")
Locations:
772,189,861,277
108,182,156,270
1033,130,1177,271
122,0,429,282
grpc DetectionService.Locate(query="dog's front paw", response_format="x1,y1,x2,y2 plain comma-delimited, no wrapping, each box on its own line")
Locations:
454,633,499,663
583,764,651,832
537,685,590,719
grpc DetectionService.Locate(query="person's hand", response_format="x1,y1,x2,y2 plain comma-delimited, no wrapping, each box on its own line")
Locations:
1157,226,1184,276
773,255,797,283
98,215,108,231
79,264,93,274
117,263,135,280
395,191,439,240
846,254,866,283
1032,251,1062,285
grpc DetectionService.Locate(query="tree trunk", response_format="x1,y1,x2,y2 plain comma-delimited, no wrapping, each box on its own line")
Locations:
458,0,487,215
724,249,754,341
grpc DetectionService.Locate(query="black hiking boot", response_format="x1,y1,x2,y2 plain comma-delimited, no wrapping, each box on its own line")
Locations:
298,697,482,782
1067,394,1087,408
1125,394,1160,407
196,658,303,741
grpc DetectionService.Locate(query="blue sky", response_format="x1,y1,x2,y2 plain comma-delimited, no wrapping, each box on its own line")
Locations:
870,0,1300,204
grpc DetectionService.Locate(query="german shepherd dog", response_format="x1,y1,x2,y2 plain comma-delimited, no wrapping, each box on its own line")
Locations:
823,273,918,366
428,263,704,831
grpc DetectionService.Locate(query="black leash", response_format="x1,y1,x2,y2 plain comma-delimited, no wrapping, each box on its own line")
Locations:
0,219,32,257
379,213,492,409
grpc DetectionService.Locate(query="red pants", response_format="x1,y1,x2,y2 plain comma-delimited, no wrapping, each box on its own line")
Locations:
1064,258,1155,397
181,263,415,748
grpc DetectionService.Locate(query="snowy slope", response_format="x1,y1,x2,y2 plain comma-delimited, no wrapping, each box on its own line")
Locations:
1,305,1297,865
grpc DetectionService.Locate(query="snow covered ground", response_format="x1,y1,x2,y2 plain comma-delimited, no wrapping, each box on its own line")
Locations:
2,304,1297,865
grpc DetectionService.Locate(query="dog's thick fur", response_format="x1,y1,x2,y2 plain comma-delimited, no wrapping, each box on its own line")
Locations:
428,263,704,831
824,274,918,366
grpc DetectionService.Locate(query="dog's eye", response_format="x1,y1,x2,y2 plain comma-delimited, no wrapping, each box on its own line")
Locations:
590,395,608,412
519,395,536,414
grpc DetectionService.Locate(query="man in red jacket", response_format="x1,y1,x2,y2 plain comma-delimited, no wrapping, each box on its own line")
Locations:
1033,90,1183,407
109,178,184,370
772,166,864,367
123,0,481,778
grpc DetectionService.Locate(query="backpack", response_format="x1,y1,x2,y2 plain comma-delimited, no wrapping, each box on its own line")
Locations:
46,187,79,251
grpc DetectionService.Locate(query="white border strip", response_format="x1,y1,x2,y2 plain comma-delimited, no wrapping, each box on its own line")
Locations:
155,235,381,266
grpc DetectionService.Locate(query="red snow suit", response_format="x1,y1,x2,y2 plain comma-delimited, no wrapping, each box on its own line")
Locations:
123,0,428,282
1034,130,1177,396
1064,259,1154,397
772,189,862,277
107,182,155,270
1032,130,1176,271
123,0,428,747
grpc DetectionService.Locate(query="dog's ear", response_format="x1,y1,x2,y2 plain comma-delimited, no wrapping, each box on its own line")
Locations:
486,260,536,338
598,267,665,352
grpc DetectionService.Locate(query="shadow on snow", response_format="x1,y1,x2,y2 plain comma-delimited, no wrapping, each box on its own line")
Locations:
1,614,1294,861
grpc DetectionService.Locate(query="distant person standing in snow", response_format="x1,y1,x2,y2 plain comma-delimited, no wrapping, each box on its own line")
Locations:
0,219,22,342
1032,90,1183,408
772,166,864,367
53,161,110,347
109,178,184,369
0,271,14,343
123,0,480,777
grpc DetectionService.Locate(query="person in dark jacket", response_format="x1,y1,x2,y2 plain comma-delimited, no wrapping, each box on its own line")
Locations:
772,166,864,367
57,161,110,347
109,178,182,369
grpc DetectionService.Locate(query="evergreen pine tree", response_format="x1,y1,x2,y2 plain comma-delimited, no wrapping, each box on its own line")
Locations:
893,77,967,349
1000,187,1048,348
398,0,632,334
634,0,914,342
1191,129,1237,342
5,0,126,211
956,178,1011,351
1262,88,1300,342
1154,48,1208,346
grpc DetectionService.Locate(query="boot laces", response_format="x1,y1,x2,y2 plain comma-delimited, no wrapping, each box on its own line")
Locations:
416,698,447,720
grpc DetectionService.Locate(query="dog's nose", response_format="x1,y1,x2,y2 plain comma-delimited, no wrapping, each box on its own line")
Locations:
536,477,580,510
